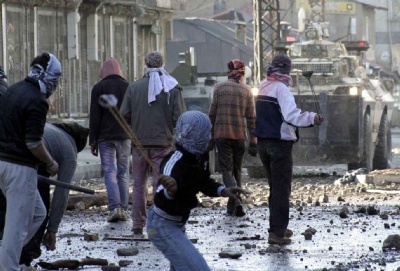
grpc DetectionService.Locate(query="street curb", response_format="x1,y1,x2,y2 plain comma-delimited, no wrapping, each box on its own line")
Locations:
365,174,400,185
73,162,102,183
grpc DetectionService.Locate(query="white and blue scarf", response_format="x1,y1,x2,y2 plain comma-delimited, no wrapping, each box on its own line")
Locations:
28,53,62,98
145,67,178,105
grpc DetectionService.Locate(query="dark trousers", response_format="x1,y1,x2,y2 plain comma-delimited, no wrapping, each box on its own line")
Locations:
0,170,50,265
258,139,293,238
215,138,245,211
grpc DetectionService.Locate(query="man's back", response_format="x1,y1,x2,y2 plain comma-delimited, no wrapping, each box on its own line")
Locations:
42,123,79,232
209,79,255,140
89,74,129,145
121,76,186,147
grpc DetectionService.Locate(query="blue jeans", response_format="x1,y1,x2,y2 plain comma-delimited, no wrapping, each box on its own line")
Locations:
258,139,293,238
146,207,211,271
98,139,131,210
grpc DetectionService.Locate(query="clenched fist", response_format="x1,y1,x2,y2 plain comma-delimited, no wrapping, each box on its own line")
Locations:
159,175,177,197
314,114,324,125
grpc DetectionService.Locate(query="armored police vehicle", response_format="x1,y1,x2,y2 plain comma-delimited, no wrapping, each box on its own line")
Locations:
285,22,394,171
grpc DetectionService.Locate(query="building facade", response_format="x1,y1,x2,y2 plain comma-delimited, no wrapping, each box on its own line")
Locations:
0,0,185,117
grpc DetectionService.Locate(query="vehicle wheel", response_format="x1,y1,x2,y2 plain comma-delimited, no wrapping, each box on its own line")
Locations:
361,113,372,170
373,113,389,170
387,124,392,161
349,112,372,171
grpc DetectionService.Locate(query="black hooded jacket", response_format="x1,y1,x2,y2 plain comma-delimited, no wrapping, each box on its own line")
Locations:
89,74,129,146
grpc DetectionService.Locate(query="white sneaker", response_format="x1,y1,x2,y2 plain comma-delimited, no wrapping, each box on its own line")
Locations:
118,208,129,221
107,209,121,222
20,264,37,271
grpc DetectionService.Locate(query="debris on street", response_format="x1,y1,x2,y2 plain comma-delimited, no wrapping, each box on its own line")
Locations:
32,167,400,270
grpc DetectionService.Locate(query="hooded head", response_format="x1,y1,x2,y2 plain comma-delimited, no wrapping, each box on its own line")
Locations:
267,53,292,76
52,122,89,153
100,57,124,79
227,59,245,83
29,52,62,99
174,111,212,155
145,51,163,68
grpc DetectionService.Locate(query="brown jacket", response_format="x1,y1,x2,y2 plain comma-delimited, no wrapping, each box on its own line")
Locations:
209,79,255,140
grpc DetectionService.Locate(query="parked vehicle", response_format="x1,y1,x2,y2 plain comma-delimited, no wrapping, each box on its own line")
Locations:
170,48,219,173
283,22,395,171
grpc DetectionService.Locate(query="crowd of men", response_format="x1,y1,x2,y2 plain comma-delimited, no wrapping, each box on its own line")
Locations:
0,51,323,271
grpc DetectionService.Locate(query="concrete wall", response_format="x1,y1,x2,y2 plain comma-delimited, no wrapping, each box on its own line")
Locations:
0,0,182,117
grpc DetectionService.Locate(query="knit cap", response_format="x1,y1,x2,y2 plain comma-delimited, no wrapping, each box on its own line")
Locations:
174,111,212,154
267,53,292,75
145,51,163,68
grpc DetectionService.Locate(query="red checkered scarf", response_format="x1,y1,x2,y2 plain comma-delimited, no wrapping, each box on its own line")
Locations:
267,72,293,87
227,59,245,83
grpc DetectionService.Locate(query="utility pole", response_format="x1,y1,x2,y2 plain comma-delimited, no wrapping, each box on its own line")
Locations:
253,0,281,84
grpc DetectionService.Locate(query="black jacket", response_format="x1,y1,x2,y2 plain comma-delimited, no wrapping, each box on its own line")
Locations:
154,144,224,222
0,77,48,168
89,74,129,146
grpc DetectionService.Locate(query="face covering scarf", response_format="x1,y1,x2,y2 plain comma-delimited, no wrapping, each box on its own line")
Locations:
174,111,212,155
28,53,62,99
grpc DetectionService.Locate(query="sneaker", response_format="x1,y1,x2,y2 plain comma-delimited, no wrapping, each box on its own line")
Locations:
107,209,121,222
20,264,37,271
285,229,293,237
118,208,129,221
268,232,291,245
131,228,143,235
234,204,246,217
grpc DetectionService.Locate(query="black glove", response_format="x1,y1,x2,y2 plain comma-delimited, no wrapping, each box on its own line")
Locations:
248,142,257,157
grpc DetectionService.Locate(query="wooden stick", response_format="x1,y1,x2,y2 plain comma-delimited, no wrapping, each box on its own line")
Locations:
80,258,108,266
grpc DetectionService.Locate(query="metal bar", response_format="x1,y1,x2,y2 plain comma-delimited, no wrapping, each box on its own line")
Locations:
306,77,322,116
318,91,327,145
38,175,95,195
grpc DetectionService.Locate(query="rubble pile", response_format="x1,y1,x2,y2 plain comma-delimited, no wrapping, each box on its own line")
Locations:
34,170,400,271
